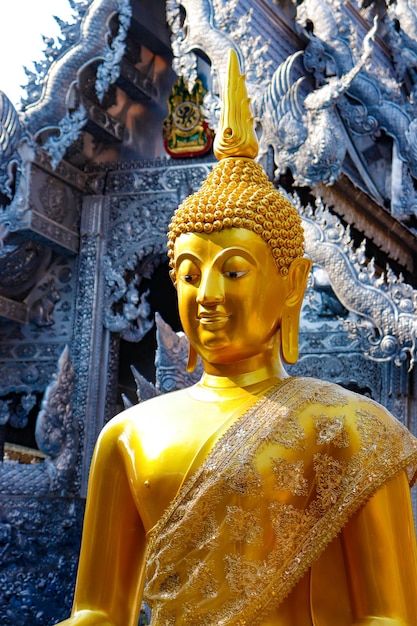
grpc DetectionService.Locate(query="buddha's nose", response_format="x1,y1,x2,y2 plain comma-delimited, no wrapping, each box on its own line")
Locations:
196,270,225,305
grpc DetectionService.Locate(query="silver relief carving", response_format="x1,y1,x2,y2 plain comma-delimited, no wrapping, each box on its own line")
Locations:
385,0,417,98
172,0,417,217
95,0,132,102
35,346,78,466
285,190,417,370
168,0,271,132
256,15,378,186
0,346,77,495
293,0,417,215
169,0,242,93
103,161,214,338
23,0,131,168
155,313,203,393
128,312,202,403
0,91,23,198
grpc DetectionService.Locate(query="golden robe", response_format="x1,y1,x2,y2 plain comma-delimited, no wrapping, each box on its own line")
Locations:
144,377,417,625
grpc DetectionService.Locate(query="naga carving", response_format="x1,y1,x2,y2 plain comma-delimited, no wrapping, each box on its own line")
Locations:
385,0,417,92
22,0,131,168
256,19,376,185
294,0,417,214
286,190,417,370
24,0,130,132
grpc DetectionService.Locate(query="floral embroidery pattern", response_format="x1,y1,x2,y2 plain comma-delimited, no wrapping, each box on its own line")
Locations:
226,505,263,544
356,408,390,456
269,502,305,555
313,453,347,509
270,458,308,496
262,410,307,451
144,377,417,626
159,572,180,597
167,498,220,555
224,553,268,597
314,414,349,447
223,451,263,496
187,560,218,598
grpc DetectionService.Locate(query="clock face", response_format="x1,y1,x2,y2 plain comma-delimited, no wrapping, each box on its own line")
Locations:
173,101,200,131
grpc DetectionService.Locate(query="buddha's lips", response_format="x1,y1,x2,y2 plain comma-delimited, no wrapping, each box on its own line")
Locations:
198,313,230,327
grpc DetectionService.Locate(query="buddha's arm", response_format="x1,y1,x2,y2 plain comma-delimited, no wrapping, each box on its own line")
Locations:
342,470,417,626
56,419,147,626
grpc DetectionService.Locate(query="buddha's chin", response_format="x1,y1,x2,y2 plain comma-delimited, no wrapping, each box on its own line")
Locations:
197,342,266,370
198,333,229,352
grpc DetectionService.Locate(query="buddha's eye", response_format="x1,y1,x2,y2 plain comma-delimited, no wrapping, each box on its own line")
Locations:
223,270,248,279
177,260,200,285
222,255,251,280
180,274,199,284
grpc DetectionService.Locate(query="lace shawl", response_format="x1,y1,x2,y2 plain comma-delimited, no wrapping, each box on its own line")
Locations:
144,377,417,626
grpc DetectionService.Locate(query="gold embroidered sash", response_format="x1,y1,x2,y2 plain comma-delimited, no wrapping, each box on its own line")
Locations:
144,377,417,626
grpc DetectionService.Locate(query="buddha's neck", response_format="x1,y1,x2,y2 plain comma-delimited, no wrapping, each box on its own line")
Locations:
199,348,288,388
201,367,282,389
195,359,288,401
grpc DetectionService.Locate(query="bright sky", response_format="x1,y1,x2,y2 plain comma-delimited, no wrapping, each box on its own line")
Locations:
1,0,74,106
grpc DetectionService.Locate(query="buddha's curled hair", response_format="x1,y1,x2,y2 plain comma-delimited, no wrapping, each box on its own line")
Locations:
167,157,305,281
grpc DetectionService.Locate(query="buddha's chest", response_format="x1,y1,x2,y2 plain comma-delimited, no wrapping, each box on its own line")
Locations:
129,394,257,530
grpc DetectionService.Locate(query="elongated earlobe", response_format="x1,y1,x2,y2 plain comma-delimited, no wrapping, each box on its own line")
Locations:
281,309,300,364
186,342,198,373
281,258,312,364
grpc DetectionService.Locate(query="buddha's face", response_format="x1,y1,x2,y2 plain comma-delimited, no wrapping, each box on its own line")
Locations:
174,228,290,372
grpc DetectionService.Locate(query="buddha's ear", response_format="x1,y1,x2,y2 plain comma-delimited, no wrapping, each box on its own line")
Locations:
281,257,312,364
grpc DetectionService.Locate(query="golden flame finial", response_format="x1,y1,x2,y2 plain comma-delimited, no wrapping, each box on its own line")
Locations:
213,49,258,161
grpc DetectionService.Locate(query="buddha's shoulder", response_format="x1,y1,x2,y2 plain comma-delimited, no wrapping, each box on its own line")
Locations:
101,386,197,434
288,376,398,425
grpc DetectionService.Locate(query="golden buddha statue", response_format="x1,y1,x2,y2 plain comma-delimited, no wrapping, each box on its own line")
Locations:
57,51,417,626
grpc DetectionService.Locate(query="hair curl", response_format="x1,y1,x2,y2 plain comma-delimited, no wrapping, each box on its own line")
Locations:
167,157,305,280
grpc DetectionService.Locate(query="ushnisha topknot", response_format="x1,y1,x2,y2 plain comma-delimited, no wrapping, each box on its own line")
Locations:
167,49,305,281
